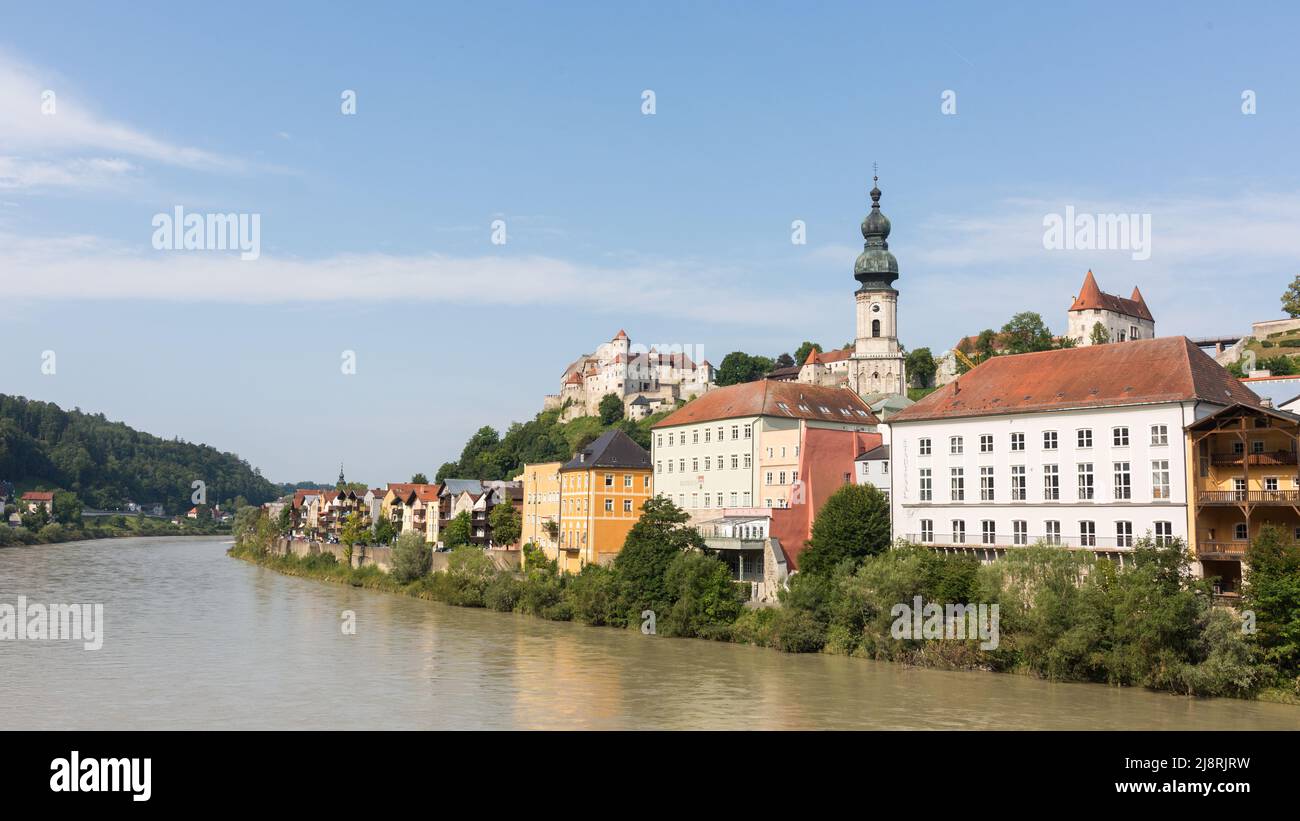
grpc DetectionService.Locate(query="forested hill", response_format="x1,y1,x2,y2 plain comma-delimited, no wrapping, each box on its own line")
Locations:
0,394,279,513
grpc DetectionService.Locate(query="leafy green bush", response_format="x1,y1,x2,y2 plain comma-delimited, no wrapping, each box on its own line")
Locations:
660,552,746,639
484,574,523,612
566,564,624,626
390,531,431,584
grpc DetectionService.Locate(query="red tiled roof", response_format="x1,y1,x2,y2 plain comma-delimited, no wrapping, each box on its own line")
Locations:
21,491,54,502
891,337,1260,423
653,380,879,427
804,348,852,366
1068,270,1154,322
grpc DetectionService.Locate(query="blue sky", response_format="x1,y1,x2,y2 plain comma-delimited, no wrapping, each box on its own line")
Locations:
2,1,1298,485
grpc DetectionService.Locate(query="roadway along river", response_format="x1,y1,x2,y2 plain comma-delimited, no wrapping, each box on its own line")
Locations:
2,535,1299,730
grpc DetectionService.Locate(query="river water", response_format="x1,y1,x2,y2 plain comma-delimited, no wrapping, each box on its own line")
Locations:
1,536,1297,730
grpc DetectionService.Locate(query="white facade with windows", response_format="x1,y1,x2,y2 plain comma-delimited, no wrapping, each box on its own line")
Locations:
890,402,1206,556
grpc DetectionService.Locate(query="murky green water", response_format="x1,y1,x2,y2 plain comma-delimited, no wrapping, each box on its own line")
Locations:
1,536,1297,729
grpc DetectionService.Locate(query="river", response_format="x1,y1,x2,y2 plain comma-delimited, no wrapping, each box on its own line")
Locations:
1,536,1298,730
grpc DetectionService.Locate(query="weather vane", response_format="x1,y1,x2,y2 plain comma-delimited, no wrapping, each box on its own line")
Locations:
873,161,878,183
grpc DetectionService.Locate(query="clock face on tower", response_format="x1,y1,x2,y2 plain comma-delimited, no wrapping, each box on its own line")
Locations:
871,303,881,313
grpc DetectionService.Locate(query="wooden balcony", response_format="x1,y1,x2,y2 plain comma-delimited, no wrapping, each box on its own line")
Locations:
1211,451,1298,467
1197,540,1247,559
1197,490,1300,505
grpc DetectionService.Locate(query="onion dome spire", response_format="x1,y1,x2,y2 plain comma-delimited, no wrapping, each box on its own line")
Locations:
854,168,899,289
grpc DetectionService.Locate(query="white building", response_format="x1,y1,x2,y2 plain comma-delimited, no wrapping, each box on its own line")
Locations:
887,337,1260,561
854,444,891,503
1066,269,1155,346
542,330,716,421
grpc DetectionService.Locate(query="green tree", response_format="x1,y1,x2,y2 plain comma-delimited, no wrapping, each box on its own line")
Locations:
598,393,624,425
1259,355,1297,376
390,530,432,583
410,473,429,484
612,496,706,619
774,352,796,369
276,504,292,535
905,347,937,388
1000,312,1055,354
797,484,891,577
372,515,397,545
1283,274,1300,318
1244,524,1300,681
51,490,83,526
715,352,775,386
793,341,823,365
661,551,746,638
1090,322,1110,345
340,511,367,564
488,500,521,546
443,510,473,547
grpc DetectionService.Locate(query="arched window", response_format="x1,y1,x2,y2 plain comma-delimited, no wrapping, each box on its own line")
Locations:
872,319,881,337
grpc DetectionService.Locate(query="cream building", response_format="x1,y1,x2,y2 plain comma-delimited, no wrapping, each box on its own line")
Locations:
518,462,563,558
1066,270,1155,345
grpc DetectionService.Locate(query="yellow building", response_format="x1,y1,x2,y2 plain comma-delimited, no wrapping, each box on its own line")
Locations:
518,462,563,560
1186,403,1300,597
558,429,653,571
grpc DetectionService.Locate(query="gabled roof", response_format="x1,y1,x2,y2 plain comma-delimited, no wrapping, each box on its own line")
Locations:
1068,270,1154,322
803,348,853,366
890,337,1260,423
440,479,483,497
855,444,891,462
561,429,652,471
21,490,54,501
1185,401,1300,432
653,380,879,427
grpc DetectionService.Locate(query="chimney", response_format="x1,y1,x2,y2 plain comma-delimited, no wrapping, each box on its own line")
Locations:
1261,397,1274,409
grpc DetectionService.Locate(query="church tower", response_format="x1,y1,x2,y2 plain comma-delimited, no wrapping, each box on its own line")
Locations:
848,175,907,398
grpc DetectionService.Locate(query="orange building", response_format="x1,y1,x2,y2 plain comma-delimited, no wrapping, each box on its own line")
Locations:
558,429,653,571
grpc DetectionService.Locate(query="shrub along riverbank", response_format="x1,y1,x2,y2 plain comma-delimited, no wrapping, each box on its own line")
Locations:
231,487,1300,702
0,515,227,547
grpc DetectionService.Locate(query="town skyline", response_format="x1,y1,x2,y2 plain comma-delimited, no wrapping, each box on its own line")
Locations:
2,2,1298,483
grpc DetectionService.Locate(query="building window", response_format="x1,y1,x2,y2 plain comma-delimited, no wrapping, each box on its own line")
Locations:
1151,460,1170,500
982,520,996,544
1154,521,1172,546
744,453,752,469
704,429,711,443
952,520,966,544
744,424,752,439
980,434,994,453
1113,426,1129,447
604,499,613,513
1077,428,1092,448
950,436,963,455
692,431,699,444
919,469,932,501
1043,431,1058,450
1045,520,1061,545
668,433,674,447
1150,425,1168,446
1010,465,1026,500
691,458,699,473
730,455,739,470
1013,520,1028,546
1043,464,1059,500
980,466,995,500
1077,463,1094,500
1116,521,1133,548
1113,462,1131,500
729,492,738,507
1010,432,1025,451
1234,523,1248,541
624,474,633,488
919,438,932,456
765,471,773,485
679,460,686,473
731,425,739,440
920,520,934,543
1265,477,1279,492
872,319,881,337
643,476,651,489
656,434,663,448
950,467,965,501
1080,520,1096,547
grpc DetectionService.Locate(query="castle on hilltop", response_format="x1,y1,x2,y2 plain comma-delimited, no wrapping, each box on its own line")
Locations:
542,330,716,421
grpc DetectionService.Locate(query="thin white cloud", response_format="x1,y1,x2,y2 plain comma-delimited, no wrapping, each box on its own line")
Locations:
0,50,245,176
0,156,136,190
0,231,828,329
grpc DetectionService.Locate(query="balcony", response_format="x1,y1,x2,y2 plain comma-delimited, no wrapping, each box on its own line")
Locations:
903,534,1150,551
703,537,767,551
1197,541,1247,559
1197,490,1300,506
1210,451,1297,467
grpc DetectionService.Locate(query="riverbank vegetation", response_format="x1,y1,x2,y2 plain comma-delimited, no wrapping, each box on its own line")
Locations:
0,511,228,547
230,488,1300,702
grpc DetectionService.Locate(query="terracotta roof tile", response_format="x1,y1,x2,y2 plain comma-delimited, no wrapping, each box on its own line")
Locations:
890,337,1259,423
1068,270,1154,322
653,380,879,427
